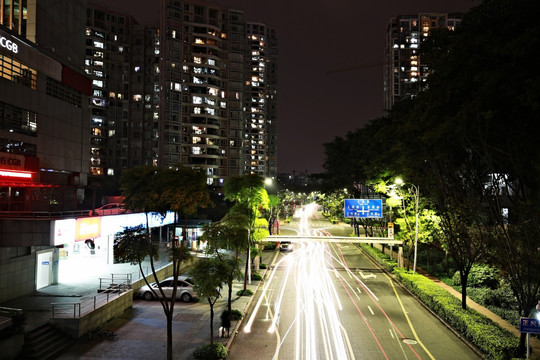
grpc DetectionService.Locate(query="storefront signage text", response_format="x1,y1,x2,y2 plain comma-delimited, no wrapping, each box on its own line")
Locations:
0,35,18,54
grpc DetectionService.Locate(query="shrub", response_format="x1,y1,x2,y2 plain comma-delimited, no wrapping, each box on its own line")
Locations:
259,263,267,269
193,342,228,360
263,242,277,250
220,309,244,322
452,264,500,289
251,272,263,281
230,309,243,320
236,289,253,296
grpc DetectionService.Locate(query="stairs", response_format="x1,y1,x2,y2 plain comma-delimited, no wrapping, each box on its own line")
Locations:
17,323,74,360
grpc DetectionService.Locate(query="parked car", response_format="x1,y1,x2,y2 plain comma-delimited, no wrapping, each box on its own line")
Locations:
89,203,126,216
138,276,197,302
279,241,294,251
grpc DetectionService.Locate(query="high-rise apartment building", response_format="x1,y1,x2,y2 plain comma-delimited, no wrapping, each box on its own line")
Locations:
245,22,278,178
86,2,135,177
85,0,278,186
384,13,461,111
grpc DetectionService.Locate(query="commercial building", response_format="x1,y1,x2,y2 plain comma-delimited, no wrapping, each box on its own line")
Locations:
0,0,91,301
383,13,461,111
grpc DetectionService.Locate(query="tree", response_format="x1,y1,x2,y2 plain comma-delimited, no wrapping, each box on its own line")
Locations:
223,174,269,290
189,257,229,344
114,225,158,279
120,165,211,360
202,212,248,313
264,194,280,235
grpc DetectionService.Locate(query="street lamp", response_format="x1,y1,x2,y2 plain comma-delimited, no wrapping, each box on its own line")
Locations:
395,178,420,274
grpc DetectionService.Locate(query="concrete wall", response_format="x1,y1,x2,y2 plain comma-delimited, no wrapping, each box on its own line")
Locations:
51,290,133,338
0,248,38,303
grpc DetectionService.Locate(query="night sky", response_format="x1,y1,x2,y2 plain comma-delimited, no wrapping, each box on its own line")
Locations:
114,0,477,174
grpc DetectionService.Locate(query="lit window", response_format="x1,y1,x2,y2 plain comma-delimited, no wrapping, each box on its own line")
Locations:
193,96,203,104
208,59,216,66
195,38,204,44
194,107,201,114
133,94,142,101
94,41,104,49
193,147,201,154
93,80,103,88
194,56,202,64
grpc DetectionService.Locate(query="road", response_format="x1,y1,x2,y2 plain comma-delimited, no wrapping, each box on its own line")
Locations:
228,204,481,360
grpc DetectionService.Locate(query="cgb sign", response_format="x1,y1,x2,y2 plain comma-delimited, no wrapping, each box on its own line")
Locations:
0,152,25,170
0,35,18,54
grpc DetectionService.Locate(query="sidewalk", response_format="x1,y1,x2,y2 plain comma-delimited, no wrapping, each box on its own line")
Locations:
54,250,278,360
1,250,278,360
421,271,540,359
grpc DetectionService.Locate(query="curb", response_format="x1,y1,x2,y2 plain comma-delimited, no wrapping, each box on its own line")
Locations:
225,250,279,350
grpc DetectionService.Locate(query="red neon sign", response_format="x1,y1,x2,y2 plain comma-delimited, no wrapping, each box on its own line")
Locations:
0,169,33,179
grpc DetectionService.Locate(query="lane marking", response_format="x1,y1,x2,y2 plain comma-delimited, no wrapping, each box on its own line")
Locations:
368,306,375,315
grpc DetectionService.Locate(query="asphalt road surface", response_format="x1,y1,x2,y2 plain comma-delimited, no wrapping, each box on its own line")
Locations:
228,204,481,360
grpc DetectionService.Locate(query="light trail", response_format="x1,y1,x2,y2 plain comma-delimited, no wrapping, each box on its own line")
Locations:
247,203,356,359
332,243,426,360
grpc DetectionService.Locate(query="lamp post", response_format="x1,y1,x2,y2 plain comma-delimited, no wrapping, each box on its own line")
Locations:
395,178,420,274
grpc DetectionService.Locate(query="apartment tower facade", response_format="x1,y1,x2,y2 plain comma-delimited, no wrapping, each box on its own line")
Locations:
384,13,461,111
86,0,278,186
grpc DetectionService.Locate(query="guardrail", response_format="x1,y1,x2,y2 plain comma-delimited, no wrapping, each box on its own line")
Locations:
0,210,91,218
52,274,132,319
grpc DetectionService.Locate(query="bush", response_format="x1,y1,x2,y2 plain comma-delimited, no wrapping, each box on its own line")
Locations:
263,242,277,250
236,289,253,296
251,272,263,281
452,264,500,289
193,342,228,360
230,309,243,321
259,263,267,269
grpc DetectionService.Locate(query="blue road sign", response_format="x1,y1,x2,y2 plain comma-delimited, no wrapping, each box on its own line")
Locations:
520,317,540,334
344,199,383,218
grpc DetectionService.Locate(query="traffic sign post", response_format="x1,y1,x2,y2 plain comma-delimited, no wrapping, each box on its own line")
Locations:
344,199,382,218
520,317,540,359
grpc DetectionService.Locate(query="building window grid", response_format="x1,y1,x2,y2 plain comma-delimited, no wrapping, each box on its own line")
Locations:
46,77,82,108
0,55,37,90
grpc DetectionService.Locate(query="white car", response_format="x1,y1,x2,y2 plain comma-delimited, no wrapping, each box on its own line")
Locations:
89,203,126,216
279,241,294,251
138,276,197,302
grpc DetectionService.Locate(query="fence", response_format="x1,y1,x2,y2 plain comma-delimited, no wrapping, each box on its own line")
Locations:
51,274,132,319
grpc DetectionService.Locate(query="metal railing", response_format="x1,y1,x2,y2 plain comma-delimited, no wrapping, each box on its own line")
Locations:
52,274,132,319
0,210,91,219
